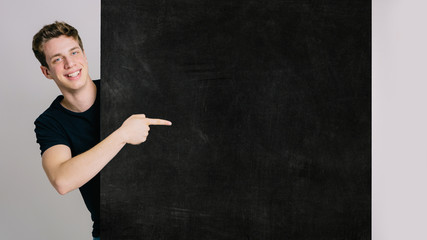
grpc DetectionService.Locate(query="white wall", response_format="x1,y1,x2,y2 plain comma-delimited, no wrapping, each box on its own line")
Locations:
373,0,427,239
0,1,100,239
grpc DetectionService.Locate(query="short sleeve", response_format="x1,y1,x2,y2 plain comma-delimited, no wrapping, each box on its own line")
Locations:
34,114,71,156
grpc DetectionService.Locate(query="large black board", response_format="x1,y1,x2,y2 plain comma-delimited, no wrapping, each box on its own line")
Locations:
100,0,371,239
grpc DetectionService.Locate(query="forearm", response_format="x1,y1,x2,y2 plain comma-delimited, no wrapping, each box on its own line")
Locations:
44,114,171,195
48,129,126,195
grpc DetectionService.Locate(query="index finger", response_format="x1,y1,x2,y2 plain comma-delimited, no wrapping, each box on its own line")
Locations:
146,118,172,126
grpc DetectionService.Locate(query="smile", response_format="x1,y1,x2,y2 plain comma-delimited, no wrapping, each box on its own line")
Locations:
66,70,80,77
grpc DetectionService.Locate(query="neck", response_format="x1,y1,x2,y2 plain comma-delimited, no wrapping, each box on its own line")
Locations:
61,80,97,113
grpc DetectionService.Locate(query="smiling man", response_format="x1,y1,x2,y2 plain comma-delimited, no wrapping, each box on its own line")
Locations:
32,22,171,239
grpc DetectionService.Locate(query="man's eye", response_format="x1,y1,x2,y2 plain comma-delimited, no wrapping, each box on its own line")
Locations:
53,57,61,63
72,51,78,55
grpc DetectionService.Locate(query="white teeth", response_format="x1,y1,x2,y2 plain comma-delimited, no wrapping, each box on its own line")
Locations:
67,70,80,77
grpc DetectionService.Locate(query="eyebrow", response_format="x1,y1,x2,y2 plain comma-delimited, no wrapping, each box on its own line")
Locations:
49,46,81,61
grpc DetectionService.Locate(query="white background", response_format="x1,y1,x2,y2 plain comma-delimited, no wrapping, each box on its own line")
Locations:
0,1,100,239
0,0,425,239
373,0,427,239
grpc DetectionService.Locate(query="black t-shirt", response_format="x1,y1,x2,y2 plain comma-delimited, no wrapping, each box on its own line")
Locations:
34,80,100,237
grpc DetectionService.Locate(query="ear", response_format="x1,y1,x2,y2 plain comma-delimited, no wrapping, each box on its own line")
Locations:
40,65,53,79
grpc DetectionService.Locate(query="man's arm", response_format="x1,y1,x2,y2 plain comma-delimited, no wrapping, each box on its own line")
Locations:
41,114,171,195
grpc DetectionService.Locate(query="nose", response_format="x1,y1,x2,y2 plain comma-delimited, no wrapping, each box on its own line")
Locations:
63,57,75,69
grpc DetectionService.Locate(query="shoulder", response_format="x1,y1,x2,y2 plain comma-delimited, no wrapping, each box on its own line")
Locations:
34,95,71,136
34,96,72,155
34,96,63,124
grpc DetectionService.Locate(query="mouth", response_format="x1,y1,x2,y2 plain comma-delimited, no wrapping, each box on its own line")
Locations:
65,69,81,79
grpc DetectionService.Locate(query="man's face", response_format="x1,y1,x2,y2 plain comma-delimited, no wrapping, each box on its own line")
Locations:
40,35,90,93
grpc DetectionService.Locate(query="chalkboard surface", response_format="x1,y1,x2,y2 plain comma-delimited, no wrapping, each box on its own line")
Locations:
100,0,371,239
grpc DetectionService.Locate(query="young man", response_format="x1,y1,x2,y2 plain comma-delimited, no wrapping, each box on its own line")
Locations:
32,21,171,239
